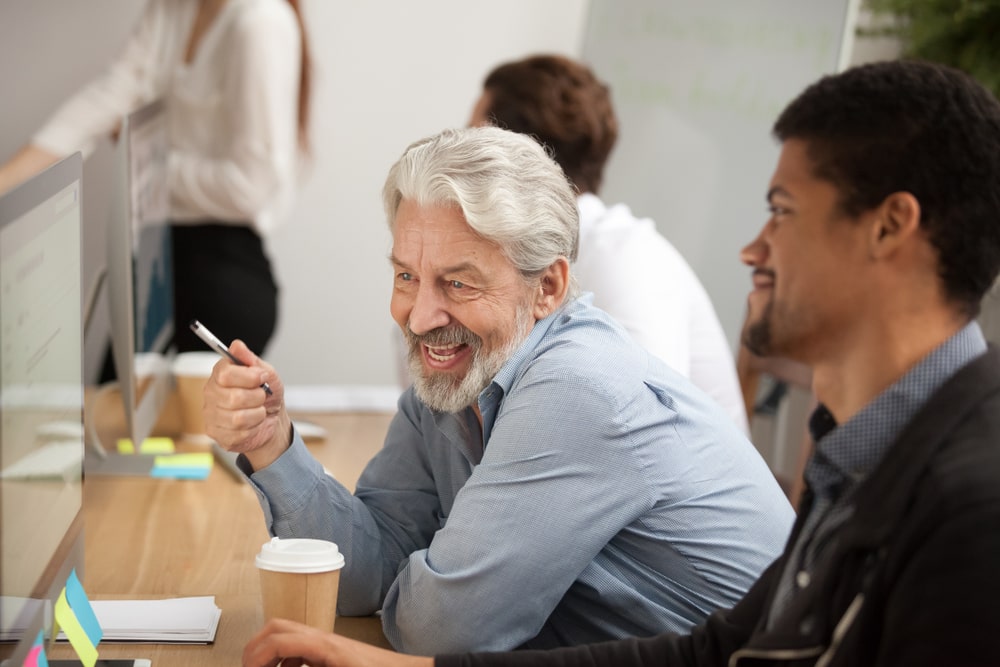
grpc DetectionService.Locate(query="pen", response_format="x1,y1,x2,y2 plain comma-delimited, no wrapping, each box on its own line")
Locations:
188,320,273,396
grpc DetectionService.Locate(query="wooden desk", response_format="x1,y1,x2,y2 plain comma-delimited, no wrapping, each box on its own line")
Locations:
50,390,396,665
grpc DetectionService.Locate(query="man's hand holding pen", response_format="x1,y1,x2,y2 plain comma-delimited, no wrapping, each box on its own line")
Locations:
203,339,292,471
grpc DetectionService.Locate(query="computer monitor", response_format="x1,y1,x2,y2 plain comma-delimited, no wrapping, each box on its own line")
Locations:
105,99,175,451
0,154,85,665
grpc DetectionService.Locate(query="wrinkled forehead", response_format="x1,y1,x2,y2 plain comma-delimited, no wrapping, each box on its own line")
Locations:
391,199,506,268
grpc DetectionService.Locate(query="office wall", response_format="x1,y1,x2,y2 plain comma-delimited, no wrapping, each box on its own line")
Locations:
0,1,146,385
0,1,589,397
581,0,859,351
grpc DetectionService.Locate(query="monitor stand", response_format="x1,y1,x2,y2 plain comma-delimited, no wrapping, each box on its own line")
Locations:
83,451,156,476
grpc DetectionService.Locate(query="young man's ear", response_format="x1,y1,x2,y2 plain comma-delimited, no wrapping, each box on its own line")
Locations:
870,191,921,258
533,257,570,320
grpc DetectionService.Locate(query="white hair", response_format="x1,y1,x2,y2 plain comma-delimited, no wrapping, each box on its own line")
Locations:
382,126,579,298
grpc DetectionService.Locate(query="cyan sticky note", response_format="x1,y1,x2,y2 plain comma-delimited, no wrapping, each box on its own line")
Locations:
51,570,101,663
24,630,48,667
150,466,211,480
54,589,97,667
150,452,213,480
116,437,175,454
65,570,102,647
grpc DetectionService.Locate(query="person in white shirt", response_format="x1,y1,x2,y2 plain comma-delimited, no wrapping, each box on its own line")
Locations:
0,0,311,359
469,54,748,433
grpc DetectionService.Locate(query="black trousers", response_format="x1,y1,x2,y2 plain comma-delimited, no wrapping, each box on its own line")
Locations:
99,222,278,382
170,222,279,354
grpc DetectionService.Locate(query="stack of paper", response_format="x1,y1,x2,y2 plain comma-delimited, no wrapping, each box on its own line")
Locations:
0,596,47,641
58,596,221,644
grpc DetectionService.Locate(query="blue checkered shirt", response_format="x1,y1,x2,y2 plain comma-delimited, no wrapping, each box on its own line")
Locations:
767,321,988,626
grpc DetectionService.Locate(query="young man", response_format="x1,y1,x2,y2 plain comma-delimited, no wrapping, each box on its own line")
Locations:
241,60,1000,667
470,55,749,433
206,126,792,654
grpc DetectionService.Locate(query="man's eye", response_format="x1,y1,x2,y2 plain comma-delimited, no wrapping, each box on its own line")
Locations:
767,205,790,217
399,272,413,281
450,280,466,289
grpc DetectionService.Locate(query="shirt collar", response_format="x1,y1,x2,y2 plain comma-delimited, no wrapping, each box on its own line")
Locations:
806,321,987,498
475,298,583,446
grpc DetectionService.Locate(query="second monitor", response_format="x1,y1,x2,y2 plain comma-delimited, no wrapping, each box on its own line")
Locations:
105,98,175,452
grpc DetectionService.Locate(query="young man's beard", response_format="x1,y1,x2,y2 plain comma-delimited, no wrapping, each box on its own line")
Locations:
742,300,774,357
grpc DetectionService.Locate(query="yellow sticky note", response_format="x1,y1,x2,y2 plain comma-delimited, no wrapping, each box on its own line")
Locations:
152,452,213,469
53,588,98,667
117,437,175,454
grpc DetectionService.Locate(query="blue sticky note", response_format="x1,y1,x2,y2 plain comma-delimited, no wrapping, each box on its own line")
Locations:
65,569,102,647
150,452,212,480
150,466,211,480
26,629,48,667
54,589,97,667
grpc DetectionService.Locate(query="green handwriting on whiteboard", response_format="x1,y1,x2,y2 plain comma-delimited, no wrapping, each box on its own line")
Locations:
613,72,792,123
586,3,841,122
595,11,834,68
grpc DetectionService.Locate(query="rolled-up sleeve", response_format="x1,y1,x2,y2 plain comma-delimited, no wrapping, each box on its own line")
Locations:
245,398,447,617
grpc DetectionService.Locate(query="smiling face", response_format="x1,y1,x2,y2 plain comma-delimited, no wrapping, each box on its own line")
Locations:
740,139,873,363
390,199,540,413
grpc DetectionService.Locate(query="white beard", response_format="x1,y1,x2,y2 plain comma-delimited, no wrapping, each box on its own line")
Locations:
407,303,533,413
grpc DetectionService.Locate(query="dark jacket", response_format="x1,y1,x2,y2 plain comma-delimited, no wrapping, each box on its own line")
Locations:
441,346,1000,667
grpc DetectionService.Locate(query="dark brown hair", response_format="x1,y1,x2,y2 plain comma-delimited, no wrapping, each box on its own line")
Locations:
775,60,1000,314
482,54,617,194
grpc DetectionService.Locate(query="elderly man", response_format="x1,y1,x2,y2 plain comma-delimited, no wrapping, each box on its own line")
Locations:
241,61,1000,667
207,126,792,654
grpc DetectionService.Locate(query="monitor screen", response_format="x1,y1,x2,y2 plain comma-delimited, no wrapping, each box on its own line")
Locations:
105,99,175,451
0,154,85,665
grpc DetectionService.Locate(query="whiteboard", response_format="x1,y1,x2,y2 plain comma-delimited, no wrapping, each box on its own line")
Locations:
582,1,859,348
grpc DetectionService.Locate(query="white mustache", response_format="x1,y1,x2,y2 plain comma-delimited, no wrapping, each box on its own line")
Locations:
406,325,481,349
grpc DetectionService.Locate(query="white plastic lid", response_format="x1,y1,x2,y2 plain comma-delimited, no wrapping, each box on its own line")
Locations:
255,537,345,573
171,351,219,378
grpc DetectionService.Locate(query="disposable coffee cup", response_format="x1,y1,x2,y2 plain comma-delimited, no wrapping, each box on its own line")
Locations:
171,351,219,443
255,537,345,632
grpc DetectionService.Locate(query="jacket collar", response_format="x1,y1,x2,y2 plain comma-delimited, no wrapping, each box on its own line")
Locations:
823,345,1000,547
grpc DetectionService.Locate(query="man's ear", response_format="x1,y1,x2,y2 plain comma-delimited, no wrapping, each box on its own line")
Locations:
870,191,921,259
533,258,570,320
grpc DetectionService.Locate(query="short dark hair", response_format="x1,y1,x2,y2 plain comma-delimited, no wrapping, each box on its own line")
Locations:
774,59,1000,315
482,54,618,195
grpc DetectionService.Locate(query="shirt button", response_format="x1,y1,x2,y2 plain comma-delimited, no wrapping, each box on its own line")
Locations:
796,571,811,588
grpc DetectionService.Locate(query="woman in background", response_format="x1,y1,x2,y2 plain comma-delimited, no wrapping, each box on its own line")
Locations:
0,0,312,357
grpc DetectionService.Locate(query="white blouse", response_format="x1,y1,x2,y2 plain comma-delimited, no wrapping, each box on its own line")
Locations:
33,0,302,235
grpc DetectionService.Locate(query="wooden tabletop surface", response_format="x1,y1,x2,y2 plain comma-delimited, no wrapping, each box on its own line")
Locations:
47,388,396,666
